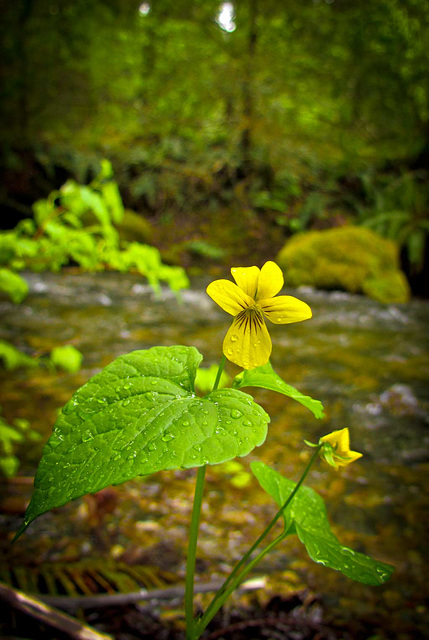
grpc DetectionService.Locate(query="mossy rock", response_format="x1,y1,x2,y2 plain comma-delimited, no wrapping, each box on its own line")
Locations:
277,226,410,303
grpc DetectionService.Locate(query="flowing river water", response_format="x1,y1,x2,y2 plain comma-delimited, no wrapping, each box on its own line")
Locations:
1,271,428,639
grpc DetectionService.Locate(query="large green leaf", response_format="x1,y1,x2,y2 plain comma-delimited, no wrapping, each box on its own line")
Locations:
233,362,324,419
15,346,269,538
251,461,394,586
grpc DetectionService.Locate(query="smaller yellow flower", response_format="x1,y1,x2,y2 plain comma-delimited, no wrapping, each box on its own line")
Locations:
206,261,312,369
319,428,362,470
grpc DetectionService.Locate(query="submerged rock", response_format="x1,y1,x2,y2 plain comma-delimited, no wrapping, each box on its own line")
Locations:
277,226,410,303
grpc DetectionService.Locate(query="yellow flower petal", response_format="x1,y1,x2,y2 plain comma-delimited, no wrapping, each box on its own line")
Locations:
320,428,362,469
207,280,253,316
231,266,260,299
259,295,312,324
321,428,349,453
256,261,284,300
223,309,272,369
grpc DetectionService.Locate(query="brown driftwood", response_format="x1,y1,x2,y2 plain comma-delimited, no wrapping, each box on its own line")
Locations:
0,581,113,640
38,577,266,610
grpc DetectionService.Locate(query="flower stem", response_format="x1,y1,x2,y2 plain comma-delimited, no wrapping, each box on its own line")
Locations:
212,354,226,391
185,464,206,639
194,444,322,636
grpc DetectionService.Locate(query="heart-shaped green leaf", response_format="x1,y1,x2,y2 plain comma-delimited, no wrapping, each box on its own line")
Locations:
251,461,394,586
233,362,324,419
15,346,269,539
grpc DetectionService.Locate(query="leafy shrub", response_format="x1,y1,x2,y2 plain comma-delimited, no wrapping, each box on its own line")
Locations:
0,160,189,302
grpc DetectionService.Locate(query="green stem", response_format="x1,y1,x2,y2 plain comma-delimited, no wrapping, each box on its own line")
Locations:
185,465,206,639
212,354,227,391
195,444,322,636
184,355,228,638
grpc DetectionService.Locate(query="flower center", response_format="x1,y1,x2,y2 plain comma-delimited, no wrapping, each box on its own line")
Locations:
236,305,265,331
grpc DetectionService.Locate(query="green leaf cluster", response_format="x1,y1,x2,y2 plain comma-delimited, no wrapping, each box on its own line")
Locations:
0,161,189,301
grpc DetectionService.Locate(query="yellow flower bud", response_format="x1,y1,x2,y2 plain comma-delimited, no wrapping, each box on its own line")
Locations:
319,428,362,470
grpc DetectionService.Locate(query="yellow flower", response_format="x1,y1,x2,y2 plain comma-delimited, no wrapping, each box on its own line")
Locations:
206,261,312,369
319,428,362,469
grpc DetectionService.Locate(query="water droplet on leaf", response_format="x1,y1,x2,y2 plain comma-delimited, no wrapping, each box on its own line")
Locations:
162,432,175,442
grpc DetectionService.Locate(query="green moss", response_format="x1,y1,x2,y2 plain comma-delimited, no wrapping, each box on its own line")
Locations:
277,226,410,303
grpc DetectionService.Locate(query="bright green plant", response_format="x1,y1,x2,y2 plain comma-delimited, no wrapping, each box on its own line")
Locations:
14,261,393,639
0,409,42,478
0,160,188,301
0,340,83,374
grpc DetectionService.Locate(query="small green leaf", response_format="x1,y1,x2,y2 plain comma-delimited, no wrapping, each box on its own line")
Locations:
0,340,38,370
15,346,269,538
233,362,324,419
50,345,83,374
0,269,29,304
251,461,394,586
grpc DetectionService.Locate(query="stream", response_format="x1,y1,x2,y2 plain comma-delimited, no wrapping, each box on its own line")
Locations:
1,271,428,639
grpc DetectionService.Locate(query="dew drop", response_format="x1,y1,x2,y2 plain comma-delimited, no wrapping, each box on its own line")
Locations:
193,444,202,452
227,348,233,356
161,432,175,442
231,410,242,419
243,420,253,427
123,398,131,406
63,398,78,414
182,420,190,427
81,431,91,442
230,334,238,342
150,380,157,385
123,383,132,390
147,442,157,451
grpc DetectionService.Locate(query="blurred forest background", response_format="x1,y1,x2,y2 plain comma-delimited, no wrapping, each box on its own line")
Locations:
1,3,429,638
0,0,428,289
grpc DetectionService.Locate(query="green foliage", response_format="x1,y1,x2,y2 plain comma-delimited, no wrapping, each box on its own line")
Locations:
251,461,394,586
0,340,38,370
0,340,83,373
185,241,226,261
15,346,270,539
0,408,42,478
50,345,83,374
233,362,324,419
0,162,189,295
212,460,253,489
277,226,410,304
0,268,29,303
359,170,429,273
